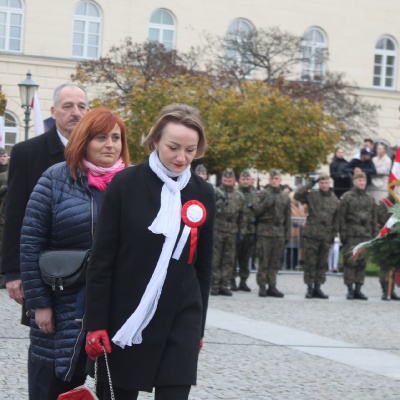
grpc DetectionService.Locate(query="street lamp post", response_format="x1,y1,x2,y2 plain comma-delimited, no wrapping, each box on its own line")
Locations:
18,71,39,141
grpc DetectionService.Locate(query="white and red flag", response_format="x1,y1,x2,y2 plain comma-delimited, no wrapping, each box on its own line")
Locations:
388,146,400,202
31,90,44,136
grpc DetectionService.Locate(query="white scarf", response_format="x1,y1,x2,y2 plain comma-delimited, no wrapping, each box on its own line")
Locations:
112,150,191,348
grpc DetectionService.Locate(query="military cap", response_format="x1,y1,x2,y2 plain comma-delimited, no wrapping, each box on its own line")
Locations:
195,164,207,173
269,169,281,177
240,169,251,178
0,148,6,156
353,171,366,180
222,168,235,178
318,172,330,181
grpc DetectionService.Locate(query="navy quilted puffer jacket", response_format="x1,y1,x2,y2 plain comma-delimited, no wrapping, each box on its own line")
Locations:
20,161,98,382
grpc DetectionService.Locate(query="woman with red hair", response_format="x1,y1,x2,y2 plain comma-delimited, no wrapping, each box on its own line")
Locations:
20,107,130,399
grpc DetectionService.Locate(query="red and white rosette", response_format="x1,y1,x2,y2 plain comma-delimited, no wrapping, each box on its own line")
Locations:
172,200,207,264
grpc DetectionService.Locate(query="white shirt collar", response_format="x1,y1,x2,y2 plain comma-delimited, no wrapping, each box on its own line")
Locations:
56,129,68,147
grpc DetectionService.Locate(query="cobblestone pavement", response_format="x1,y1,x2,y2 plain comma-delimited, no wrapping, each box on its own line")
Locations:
2,272,400,399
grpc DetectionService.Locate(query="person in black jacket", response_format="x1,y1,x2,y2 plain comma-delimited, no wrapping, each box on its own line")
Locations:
2,83,89,400
84,104,216,400
343,148,377,187
20,108,130,399
329,147,351,198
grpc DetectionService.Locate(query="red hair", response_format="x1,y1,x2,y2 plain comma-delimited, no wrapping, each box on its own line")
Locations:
65,107,130,179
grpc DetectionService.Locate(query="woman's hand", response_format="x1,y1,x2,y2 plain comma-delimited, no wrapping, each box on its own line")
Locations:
35,307,55,334
85,330,112,360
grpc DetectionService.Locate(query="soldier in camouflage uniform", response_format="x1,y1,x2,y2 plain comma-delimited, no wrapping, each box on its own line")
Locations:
339,171,378,300
195,164,208,181
376,195,400,300
294,173,339,299
252,170,290,298
211,168,247,296
233,170,258,292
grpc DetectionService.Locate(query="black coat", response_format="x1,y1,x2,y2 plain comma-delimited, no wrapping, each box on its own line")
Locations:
329,156,351,198
2,126,65,325
84,162,216,391
2,126,65,278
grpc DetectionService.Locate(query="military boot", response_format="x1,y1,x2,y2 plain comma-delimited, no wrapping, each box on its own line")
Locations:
346,284,354,300
267,284,284,298
258,285,267,297
381,282,389,301
210,288,219,296
354,283,368,300
305,284,314,299
391,282,400,300
238,279,251,292
219,287,233,296
230,278,238,291
313,284,329,299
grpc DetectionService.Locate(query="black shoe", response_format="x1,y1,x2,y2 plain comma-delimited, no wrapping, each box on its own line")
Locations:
267,285,284,298
391,291,400,300
381,282,389,300
238,280,251,292
313,285,329,299
354,283,368,300
258,285,267,297
305,284,314,299
346,284,354,300
230,278,238,291
219,288,233,296
210,288,219,296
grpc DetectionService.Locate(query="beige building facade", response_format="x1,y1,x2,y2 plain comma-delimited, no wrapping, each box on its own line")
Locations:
1,0,399,153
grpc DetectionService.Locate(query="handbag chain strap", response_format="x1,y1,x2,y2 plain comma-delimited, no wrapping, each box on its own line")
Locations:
94,346,115,400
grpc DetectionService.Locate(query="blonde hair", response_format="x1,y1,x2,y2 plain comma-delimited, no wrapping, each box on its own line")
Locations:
142,104,207,158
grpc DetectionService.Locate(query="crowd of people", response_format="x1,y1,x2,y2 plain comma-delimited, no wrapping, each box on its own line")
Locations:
195,141,398,303
0,79,397,400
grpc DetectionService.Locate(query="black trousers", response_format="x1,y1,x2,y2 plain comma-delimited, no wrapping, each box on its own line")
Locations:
96,381,191,400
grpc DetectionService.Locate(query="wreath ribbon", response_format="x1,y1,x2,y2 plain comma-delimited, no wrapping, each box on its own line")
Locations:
172,200,207,264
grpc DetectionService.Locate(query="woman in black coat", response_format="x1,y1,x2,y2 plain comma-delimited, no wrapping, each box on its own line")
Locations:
84,104,216,400
330,147,351,198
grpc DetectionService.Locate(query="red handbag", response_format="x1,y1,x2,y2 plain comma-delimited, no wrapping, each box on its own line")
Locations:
58,347,114,400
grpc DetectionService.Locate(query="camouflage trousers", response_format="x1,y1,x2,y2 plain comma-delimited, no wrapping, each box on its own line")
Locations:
303,238,330,285
256,237,285,286
234,234,254,281
343,237,367,285
379,267,397,284
212,232,236,290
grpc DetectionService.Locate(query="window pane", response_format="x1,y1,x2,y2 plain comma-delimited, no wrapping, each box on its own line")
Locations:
10,0,22,8
87,3,100,17
0,1,7,7
5,113,16,126
72,45,83,57
9,38,19,50
148,28,159,41
89,22,99,34
150,11,162,24
160,10,173,25
0,12,5,24
374,66,381,75
5,131,16,142
386,66,394,77
387,55,395,66
0,24,5,36
374,54,382,64
376,38,384,49
73,33,84,45
10,13,21,25
87,46,97,58
163,41,173,50
74,20,85,32
385,78,393,87
0,37,4,49
386,39,395,50
10,25,20,37
88,34,98,46
373,76,380,86
314,30,325,43
163,29,173,42
75,3,86,15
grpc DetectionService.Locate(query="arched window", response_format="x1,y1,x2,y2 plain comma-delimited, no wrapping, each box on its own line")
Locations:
373,36,397,89
0,0,23,52
225,19,255,77
72,1,102,59
4,111,19,152
301,27,327,81
148,9,176,50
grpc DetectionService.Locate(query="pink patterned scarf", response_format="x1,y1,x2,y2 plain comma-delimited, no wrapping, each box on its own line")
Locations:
83,158,125,191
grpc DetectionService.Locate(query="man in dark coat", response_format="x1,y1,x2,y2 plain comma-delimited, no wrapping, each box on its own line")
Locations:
343,148,377,187
1,83,89,400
